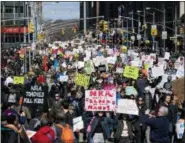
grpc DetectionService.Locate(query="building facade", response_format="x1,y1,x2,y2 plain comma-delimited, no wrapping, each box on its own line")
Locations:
1,1,42,49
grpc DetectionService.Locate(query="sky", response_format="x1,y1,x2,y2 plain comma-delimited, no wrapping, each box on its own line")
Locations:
43,2,80,21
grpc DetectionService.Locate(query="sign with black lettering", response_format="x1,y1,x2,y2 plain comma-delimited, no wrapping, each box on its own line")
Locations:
98,65,106,72
24,84,47,105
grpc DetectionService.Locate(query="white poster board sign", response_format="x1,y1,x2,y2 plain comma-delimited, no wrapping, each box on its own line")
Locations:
85,90,116,111
116,68,123,73
59,75,68,82
176,122,185,139
117,99,139,115
152,66,165,77
164,52,170,60
73,116,84,131
176,66,184,78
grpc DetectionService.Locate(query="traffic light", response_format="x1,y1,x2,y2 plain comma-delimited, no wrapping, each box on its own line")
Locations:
180,27,184,34
99,20,104,31
28,22,34,33
103,21,108,31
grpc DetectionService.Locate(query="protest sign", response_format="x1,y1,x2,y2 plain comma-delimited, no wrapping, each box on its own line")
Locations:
125,86,138,96
131,61,140,67
59,75,68,82
121,46,127,53
98,65,106,72
84,60,95,74
174,62,182,70
164,52,170,60
150,53,156,61
85,90,116,111
116,67,123,73
74,73,90,87
77,61,85,69
26,130,36,138
176,66,184,78
104,84,116,90
107,56,117,65
152,66,164,78
13,76,24,84
123,66,139,80
73,116,84,131
117,99,139,115
176,122,185,139
24,84,47,105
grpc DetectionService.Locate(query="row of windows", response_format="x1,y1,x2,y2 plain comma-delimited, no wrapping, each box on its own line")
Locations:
1,6,31,14
1,20,26,26
1,34,33,43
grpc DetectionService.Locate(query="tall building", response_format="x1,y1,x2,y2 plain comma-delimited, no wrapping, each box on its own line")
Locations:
1,1,42,49
80,1,183,48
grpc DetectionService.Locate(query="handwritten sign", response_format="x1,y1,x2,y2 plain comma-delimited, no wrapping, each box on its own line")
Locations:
116,67,123,73
74,74,90,87
59,75,68,82
117,99,139,115
24,85,47,105
73,116,84,131
152,66,164,78
85,90,116,111
125,86,138,96
176,122,185,139
13,76,24,84
123,66,139,80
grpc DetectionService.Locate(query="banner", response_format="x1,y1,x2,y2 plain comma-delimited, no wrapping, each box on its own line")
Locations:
13,76,24,84
117,99,139,115
85,90,116,111
24,84,47,105
74,73,90,87
123,66,139,79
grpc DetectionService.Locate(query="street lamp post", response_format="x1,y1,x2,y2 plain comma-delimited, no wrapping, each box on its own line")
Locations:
146,6,166,52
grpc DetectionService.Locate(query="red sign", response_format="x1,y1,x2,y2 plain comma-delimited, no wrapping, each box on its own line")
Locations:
1,27,29,33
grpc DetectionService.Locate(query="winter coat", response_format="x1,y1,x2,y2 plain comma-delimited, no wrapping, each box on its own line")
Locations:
114,120,134,141
31,126,55,143
143,115,170,143
87,116,117,141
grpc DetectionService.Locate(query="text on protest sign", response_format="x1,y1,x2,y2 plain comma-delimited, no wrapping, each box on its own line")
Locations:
74,73,90,87
85,90,116,111
123,66,139,80
73,116,84,132
24,85,46,105
117,99,139,115
13,76,24,84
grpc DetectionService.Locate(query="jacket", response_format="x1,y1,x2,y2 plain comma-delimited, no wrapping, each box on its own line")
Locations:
114,120,134,141
143,115,170,143
87,116,117,141
31,126,55,143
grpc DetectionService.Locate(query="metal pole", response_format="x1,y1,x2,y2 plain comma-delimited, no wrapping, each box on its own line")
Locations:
127,20,129,47
152,12,155,51
174,6,177,53
163,6,166,52
138,15,140,47
83,2,87,35
24,2,27,73
132,10,134,33
144,9,146,40
27,2,30,44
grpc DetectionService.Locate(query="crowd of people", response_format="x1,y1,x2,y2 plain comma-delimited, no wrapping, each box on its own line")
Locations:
1,39,185,143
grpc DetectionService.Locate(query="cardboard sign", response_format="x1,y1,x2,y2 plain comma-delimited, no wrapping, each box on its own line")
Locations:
74,73,90,87
24,85,47,105
117,99,139,115
123,66,139,80
98,65,106,72
116,67,123,73
85,90,116,111
152,66,164,78
176,122,185,139
73,116,84,131
176,66,184,78
107,57,117,65
59,75,68,82
125,86,138,96
164,52,170,60
13,76,24,84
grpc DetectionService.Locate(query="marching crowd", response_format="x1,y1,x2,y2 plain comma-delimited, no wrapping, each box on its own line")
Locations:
1,39,185,143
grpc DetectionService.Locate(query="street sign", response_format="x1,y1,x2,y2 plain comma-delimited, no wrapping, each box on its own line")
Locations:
137,34,141,40
130,35,135,41
151,25,157,36
162,31,167,39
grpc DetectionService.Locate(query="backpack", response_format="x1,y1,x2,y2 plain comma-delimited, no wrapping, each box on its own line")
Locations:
56,124,75,143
